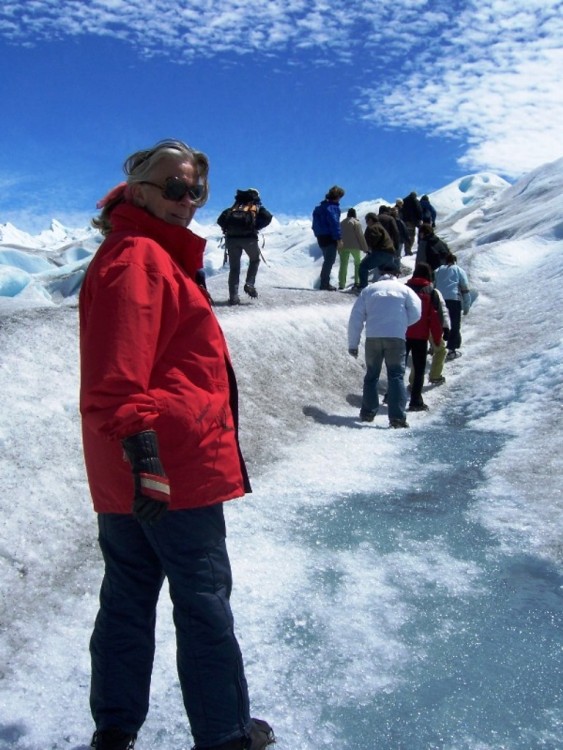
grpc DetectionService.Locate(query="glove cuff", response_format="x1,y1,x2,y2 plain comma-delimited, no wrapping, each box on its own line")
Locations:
122,430,166,477
138,472,171,503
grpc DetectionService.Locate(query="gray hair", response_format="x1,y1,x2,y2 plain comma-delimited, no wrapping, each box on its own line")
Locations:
93,138,209,236
124,139,209,205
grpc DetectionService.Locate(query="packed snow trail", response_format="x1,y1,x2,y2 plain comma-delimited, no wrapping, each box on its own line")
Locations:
0,290,561,750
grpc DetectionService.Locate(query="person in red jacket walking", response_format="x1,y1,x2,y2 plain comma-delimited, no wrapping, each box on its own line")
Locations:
80,139,274,750
405,263,444,412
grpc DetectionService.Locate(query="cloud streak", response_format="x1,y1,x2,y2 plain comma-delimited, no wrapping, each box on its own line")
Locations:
1,0,562,177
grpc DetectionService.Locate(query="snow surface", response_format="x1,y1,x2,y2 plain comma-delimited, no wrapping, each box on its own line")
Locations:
0,163,562,749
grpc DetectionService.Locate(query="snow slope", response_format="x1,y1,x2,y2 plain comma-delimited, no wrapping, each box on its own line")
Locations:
0,160,561,750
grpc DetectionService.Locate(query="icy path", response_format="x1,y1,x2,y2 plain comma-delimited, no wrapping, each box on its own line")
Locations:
0,267,561,749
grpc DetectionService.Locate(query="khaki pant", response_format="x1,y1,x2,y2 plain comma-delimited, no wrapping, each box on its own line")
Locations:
408,334,446,385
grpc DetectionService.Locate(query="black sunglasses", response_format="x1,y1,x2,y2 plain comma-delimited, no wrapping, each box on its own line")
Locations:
141,176,205,203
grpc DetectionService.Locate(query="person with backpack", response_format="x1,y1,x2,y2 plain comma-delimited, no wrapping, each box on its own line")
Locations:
217,188,273,305
312,185,345,290
405,262,444,412
416,223,450,271
400,191,423,255
420,194,437,227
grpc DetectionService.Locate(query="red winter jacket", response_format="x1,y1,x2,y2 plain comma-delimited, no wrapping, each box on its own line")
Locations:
79,203,250,514
405,276,443,344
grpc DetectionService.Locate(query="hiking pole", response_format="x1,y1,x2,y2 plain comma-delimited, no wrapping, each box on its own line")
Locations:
259,233,268,266
218,236,228,267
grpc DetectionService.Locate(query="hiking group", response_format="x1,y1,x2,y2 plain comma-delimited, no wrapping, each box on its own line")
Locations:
216,182,471,429
341,189,471,428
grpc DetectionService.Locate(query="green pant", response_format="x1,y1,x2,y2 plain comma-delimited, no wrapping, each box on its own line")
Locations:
338,248,362,289
408,334,446,385
428,334,447,380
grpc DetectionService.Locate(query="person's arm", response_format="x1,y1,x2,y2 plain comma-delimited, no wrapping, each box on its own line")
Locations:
256,206,273,231
458,267,472,313
81,262,175,439
347,296,366,355
356,222,369,252
326,203,342,240
405,287,422,327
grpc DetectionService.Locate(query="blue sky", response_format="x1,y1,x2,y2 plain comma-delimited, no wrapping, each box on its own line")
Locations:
1,0,562,232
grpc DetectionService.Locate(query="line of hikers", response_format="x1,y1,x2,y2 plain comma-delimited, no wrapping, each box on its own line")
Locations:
217,183,471,430
348,257,471,428
216,184,441,302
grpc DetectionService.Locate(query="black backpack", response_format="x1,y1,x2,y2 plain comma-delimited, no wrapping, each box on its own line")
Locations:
220,188,260,234
425,236,449,270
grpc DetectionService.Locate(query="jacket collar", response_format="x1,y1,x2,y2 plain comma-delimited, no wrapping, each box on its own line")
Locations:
109,203,206,280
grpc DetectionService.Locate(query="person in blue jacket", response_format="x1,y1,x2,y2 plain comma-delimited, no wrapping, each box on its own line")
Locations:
312,185,345,290
434,252,472,360
420,194,437,227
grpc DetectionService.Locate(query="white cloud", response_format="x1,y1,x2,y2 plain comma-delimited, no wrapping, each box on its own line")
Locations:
357,0,563,177
1,0,562,178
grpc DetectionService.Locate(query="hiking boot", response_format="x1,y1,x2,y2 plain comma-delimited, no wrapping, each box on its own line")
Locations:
319,284,337,291
408,402,429,412
389,418,409,428
244,283,258,298
91,728,136,750
359,410,376,422
228,294,241,306
429,376,446,385
446,350,462,361
193,718,275,750
248,719,275,749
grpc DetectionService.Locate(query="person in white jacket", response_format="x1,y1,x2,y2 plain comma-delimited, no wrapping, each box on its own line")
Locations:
348,263,422,428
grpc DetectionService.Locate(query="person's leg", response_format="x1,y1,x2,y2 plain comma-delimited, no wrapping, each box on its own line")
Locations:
351,249,362,286
244,238,261,289
319,242,338,289
408,339,428,406
404,223,416,255
226,239,243,301
446,300,462,351
90,514,165,735
428,333,447,381
144,505,252,749
383,338,407,421
361,338,384,418
371,251,394,283
358,253,377,288
338,249,350,289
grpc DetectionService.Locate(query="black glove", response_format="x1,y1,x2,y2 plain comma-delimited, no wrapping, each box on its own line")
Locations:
348,348,359,358
443,327,450,341
122,430,170,523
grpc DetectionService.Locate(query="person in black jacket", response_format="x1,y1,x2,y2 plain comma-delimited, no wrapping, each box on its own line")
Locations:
401,191,423,255
217,189,273,305
416,223,450,271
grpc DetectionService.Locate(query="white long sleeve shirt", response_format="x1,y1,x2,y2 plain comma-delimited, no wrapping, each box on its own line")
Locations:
348,275,422,348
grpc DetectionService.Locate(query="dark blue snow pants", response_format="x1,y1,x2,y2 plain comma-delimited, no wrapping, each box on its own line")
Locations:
90,505,251,747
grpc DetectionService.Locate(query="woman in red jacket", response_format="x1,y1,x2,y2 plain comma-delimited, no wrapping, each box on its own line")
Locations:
405,263,444,412
80,139,274,750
